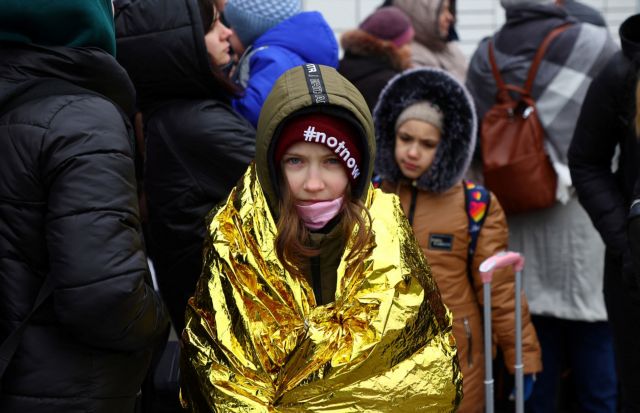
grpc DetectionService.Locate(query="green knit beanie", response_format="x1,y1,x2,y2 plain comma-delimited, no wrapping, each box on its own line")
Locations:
0,0,116,56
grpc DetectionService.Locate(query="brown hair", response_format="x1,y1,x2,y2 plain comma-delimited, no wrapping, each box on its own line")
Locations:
275,183,373,276
197,0,240,97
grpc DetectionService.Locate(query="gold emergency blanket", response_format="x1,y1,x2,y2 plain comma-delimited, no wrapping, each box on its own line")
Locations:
180,163,462,412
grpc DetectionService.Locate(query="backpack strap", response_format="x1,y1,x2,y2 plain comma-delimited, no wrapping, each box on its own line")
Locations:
487,41,507,94
487,23,572,98
523,23,572,94
0,278,53,380
463,180,491,286
488,41,528,101
371,174,383,189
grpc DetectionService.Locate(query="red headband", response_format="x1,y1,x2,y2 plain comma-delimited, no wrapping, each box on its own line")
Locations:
274,113,363,184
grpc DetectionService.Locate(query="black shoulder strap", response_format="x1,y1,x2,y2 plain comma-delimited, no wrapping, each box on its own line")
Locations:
0,278,53,380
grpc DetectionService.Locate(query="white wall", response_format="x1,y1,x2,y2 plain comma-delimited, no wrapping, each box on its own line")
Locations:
301,0,639,58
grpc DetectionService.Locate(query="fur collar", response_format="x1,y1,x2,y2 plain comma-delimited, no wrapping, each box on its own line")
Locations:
340,29,412,71
373,68,476,192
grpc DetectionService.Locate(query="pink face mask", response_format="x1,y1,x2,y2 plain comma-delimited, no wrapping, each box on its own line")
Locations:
295,197,344,230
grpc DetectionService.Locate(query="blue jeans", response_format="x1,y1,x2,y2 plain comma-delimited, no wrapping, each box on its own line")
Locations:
525,316,617,413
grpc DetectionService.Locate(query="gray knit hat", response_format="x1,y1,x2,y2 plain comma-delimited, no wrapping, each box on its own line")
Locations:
395,101,444,132
224,0,301,47
500,0,554,9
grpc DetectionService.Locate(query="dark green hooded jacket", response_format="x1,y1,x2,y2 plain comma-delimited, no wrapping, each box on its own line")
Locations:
255,64,376,304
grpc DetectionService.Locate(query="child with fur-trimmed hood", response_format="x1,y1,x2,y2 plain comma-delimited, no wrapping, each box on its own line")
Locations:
374,68,542,412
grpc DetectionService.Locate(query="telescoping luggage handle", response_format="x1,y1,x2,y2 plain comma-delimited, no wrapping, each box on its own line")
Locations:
479,251,526,413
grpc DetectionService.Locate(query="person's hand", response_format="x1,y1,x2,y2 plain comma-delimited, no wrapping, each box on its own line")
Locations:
509,374,535,402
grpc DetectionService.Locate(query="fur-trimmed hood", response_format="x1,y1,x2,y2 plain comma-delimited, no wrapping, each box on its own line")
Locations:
373,67,476,192
340,29,412,71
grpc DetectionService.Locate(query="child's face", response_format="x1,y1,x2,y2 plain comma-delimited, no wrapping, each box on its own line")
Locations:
282,142,349,203
394,119,441,180
204,8,233,67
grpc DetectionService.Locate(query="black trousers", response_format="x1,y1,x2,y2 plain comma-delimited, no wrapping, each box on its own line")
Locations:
603,250,640,413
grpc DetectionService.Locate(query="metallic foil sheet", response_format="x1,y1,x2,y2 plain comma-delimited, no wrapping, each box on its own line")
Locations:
180,163,462,412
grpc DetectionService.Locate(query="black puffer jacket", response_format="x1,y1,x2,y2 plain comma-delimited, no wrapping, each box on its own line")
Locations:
115,0,256,332
568,14,640,282
0,43,169,412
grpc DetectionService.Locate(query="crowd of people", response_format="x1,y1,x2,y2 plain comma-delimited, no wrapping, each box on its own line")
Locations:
1,0,639,412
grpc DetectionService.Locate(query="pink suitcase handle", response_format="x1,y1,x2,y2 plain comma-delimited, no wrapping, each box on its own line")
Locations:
479,251,525,283
479,251,526,413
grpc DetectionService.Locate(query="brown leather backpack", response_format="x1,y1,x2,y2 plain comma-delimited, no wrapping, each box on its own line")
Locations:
481,24,571,214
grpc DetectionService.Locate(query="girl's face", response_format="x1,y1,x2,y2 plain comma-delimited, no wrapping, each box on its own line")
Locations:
204,8,232,67
438,0,454,38
282,142,349,203
394,119,441,180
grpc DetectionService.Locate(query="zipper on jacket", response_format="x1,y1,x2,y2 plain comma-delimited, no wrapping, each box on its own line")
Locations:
463,317,473,367
408,181,418,225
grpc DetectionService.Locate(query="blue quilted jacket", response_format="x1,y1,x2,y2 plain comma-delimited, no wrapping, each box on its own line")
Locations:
233,11,339,127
